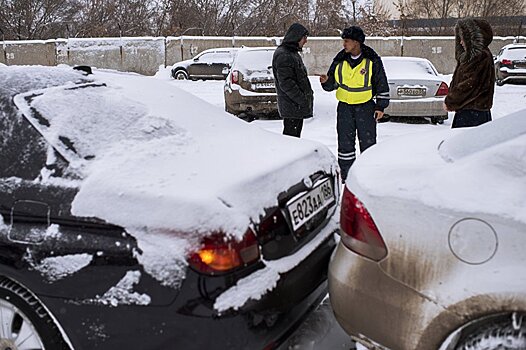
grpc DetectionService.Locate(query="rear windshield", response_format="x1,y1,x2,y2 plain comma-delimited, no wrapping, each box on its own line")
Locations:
504,48,526,60
383,59,437,76
235,50,274,71
14,83,183,162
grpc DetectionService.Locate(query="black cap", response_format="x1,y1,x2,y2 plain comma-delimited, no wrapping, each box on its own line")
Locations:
341,26,365,44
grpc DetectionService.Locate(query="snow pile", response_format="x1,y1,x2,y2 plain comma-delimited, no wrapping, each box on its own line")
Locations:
86,271,151,307
131,229,194,288
31,253,92,282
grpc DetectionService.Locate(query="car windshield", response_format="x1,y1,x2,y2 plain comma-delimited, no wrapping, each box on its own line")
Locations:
505,48,526,60
383,59,437,77
14,83,184,163
235,50,274,72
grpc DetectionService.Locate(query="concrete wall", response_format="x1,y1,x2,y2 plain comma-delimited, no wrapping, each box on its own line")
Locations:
3,40,56,66
1,35,524,75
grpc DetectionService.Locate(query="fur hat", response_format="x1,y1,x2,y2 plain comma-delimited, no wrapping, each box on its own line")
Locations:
341,26,365,43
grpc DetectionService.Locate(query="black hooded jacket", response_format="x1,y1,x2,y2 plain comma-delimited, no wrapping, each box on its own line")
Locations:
322,44,390,111
272,23,313,119
445,18,495,111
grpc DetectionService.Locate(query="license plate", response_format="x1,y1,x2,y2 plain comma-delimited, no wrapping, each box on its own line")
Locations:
253,82,275,89
397,87,425,97
286,179,335,231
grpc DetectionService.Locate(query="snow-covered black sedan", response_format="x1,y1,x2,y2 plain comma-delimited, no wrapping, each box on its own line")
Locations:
0,65,339,349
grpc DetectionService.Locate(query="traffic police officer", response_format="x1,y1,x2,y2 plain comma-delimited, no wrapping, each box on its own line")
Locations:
320,26,390,183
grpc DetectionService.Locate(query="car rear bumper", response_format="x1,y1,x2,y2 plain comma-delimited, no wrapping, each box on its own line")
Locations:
328,242,450,350
384,98,447,118
225,88,277,115
498,69,526,82
40,233,336,350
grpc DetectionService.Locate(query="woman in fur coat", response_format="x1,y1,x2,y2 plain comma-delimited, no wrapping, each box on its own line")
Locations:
444,18,495,128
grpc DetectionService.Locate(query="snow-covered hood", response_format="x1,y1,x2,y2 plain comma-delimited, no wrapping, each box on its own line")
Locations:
348,109,526,225
14,69,336,239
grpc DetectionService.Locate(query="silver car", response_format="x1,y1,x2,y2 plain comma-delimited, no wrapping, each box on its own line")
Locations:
329,108,526,350
382,56,449,124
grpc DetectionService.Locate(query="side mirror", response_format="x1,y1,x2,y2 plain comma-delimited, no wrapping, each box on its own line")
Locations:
193,57,199,62
222,67,230,75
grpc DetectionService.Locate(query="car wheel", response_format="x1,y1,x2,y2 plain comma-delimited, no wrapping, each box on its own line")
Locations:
496,79,504,86
172,69,188,80
455,318,526,350
0,277,69,350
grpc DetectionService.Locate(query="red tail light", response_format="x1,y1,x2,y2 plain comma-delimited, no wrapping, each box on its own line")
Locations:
231,70,239,84
189,229,260,275
436,82,449,96
501,59,512,65
340,187,387,261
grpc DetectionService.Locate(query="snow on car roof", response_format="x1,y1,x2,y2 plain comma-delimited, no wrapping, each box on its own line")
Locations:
382,57,439,79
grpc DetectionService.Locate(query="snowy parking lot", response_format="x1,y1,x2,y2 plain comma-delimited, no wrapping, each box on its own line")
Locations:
160,71,526,161
158,70,526,349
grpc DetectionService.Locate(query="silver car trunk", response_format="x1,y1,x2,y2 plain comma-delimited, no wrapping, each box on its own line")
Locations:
388,78,443,99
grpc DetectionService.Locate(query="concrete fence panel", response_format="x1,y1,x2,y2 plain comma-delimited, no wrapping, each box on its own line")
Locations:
121,37,165,76
233,36,276,48
66,38,122,71
490,37,519,55
368,37,403,57
402,37,457,73
4,40,56,66
0,46,6,65
1,35,524,76
302,38,341,75
166,36,234,65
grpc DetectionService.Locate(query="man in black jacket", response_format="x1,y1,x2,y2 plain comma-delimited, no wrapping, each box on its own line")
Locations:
272,23,313,138
320,26,389,183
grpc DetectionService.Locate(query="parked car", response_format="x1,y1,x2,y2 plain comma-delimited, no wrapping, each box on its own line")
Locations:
494,44,526,86
329,109,526,350
0,65,339,349
224,47,278,119
382,56,449,124
171,47,239,80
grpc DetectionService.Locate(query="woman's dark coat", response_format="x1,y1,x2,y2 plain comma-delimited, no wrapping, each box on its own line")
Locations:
445,18,495,111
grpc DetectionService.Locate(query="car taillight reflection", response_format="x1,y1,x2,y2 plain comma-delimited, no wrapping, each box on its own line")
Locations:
231,70,240,84
189,229,260,274
436,82,449,96
340,187,387,261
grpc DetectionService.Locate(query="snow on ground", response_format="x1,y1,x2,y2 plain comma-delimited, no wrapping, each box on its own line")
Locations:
158,68,526,165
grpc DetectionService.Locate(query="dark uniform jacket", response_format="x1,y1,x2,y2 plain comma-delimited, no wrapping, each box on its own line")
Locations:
272,23,313,119
445,18,495,112
321,44,390,111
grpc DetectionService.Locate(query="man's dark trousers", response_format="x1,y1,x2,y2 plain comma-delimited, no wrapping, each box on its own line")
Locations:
337,100,376,182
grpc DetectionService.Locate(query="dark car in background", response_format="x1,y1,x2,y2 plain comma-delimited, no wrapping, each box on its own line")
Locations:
495,44,526,86
224,47,278,119
171,47,239,80
0,65,338,349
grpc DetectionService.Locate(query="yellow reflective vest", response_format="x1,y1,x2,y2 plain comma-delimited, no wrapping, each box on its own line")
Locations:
334,58,373,105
